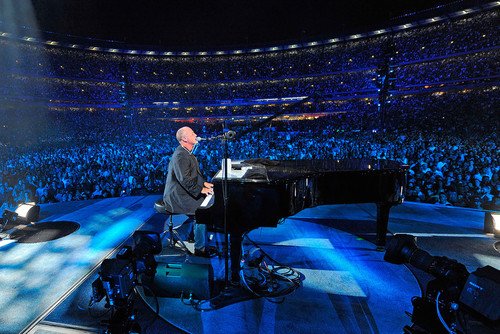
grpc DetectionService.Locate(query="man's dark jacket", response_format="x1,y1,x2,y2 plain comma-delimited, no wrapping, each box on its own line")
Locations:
163,145,206,214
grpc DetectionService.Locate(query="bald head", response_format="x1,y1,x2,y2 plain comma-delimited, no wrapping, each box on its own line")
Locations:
176,126,191,142
176,126,198,150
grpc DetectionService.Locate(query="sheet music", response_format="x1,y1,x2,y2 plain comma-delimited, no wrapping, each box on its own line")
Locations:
213,169,247,179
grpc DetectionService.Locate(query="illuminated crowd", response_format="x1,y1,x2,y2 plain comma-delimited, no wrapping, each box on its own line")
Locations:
0,8,498,212
3,10,493,83
1,85,497,211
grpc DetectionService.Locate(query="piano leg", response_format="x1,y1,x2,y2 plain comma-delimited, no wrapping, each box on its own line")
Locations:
375,202,392,248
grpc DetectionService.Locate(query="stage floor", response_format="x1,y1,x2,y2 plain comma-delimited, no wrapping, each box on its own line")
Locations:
0,196,157,334
0,196,498,334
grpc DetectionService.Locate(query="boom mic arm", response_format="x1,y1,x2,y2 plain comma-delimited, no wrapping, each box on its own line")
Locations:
197,130,236,141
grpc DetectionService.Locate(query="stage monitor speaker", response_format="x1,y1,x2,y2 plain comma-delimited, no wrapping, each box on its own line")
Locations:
149,262,213,300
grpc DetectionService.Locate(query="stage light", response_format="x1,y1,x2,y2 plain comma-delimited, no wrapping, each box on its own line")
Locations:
14,202,40,223
492,214,500,238
484,212,500,238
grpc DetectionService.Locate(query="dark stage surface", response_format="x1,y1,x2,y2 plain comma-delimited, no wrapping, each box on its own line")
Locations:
0,196,498,333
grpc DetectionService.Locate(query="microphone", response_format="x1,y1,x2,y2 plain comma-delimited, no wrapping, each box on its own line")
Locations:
196,131,236,142
222,130,236,139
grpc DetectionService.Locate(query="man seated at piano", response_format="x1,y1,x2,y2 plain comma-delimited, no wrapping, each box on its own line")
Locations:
163,126,216,258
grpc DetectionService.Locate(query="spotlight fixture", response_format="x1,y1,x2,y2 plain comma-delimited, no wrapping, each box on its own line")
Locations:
484,212,500,238
14,202,40,223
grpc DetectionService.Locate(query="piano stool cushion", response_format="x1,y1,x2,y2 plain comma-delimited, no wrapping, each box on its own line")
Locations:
154,199,168,214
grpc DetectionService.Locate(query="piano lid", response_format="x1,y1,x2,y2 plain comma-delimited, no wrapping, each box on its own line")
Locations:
212,158,408,183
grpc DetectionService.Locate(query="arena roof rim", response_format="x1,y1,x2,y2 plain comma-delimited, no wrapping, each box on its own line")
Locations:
0,1,497,57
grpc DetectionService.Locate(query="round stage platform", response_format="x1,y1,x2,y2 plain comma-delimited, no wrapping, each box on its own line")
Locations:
139,212,420,334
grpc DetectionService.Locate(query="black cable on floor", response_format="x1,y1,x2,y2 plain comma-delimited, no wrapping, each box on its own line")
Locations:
240,234,302,300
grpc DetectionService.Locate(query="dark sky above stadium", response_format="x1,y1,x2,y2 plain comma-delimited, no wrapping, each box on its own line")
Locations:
2,0,481,49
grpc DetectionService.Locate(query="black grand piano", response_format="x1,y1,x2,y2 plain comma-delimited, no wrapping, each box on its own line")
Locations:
196,158,408,281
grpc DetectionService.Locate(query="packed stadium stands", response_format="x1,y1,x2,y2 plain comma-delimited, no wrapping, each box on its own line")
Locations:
0,7,498,211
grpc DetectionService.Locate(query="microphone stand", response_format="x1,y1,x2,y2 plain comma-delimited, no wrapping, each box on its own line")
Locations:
208,96,319,307
216,97,312,287
222,136,230,289
209,127,244,309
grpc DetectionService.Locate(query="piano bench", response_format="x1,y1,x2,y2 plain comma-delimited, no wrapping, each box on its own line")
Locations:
154,199,192,253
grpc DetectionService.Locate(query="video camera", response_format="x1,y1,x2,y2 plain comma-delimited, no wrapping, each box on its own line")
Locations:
1,210,18,232
385,234,499,334
91,230,162,333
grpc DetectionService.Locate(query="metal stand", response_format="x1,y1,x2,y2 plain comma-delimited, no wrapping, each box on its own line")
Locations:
161,214,192,254
208,136,245,310
222,137,231,288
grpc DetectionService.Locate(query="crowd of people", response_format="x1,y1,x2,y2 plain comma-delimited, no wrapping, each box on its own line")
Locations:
1,85,498,212
0,39,123,82
0,75,120,102
392,11,497,64
1,10,496,86
127,69,378,103
0,8,498,212
2,50,495,107
395,50,498,87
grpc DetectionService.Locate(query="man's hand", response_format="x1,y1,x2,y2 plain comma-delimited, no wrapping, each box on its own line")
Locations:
201,182,214,195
